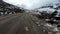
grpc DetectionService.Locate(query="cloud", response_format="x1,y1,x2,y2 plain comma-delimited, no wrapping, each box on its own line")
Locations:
3,0,59,10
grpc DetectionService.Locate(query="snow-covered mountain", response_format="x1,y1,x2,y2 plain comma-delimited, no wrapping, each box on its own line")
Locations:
3,0,59,10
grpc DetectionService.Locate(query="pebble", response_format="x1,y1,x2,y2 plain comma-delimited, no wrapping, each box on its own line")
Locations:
25,27,29,31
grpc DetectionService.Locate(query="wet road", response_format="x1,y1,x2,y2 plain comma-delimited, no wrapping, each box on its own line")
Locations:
0,13,49,34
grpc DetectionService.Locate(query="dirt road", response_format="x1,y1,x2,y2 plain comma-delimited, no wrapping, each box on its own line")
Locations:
0,13,49,34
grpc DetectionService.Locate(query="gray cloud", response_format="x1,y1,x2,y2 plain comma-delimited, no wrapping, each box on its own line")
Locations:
3,0,59,10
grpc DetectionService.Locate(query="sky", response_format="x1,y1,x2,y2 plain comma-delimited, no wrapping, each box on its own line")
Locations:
3,0,59,10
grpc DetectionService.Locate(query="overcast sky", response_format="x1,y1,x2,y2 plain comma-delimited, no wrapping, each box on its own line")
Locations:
3,0,59,10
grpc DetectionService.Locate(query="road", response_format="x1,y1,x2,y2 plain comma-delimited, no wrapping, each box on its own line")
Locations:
0,13,51,34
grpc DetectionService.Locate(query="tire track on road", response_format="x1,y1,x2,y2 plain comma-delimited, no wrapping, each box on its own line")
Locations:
6,14,25,34
0,14,19,21
0,13,24,34
0,13,20,25
15,14,41,34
